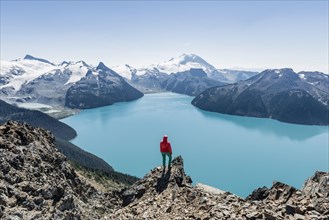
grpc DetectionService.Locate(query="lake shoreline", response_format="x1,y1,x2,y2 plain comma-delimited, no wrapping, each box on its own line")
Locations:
61,93,329,197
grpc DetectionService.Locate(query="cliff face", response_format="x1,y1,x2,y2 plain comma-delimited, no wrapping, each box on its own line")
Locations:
0,121,328,220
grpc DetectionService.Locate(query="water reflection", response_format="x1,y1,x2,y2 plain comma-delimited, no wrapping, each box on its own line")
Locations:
195,108,328,141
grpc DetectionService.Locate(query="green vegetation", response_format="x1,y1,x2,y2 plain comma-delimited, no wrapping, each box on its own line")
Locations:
71,161,139,189
0,100,76,140
1,99,139,187
55,138,114,172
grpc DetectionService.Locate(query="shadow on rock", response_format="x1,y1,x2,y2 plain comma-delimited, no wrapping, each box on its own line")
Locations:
156,168,171,193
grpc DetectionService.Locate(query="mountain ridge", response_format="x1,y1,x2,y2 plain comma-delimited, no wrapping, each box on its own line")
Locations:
24,54,54,65
65,62,144,109
0,100,119,173
192,68,329,125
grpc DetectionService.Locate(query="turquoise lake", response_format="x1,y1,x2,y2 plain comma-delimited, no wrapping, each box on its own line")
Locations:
61,93,329,197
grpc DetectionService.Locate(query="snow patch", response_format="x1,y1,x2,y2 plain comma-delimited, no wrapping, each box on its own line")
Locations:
111,64,136,80
196,183,226,195
64,61,89,84
0,59,56,90
17,102,52,109
141,54,218,76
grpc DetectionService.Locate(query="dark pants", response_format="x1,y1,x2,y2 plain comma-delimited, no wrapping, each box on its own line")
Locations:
161,152,172,167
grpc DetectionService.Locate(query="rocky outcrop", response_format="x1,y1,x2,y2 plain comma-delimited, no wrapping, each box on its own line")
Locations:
110,157,329,219
1,121,328,219
0,121,120,219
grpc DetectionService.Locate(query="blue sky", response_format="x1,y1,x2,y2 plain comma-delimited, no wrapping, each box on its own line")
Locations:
1,1,328,73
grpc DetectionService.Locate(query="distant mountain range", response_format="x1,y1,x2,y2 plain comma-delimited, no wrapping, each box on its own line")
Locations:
1,54,328,125
0,54,258,108
112,54,258,92
192,68,329,125
0,55,143,108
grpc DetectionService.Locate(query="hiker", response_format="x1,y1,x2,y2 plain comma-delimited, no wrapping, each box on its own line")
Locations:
160,135,172,168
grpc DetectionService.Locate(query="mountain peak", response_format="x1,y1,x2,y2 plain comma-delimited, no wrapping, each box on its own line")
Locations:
156,54,217,75
60,61,70,66
23,54,54,65
262,68,298,79
177,53,204,64
76,60,89,67
96,62,111,71
179,53,198,58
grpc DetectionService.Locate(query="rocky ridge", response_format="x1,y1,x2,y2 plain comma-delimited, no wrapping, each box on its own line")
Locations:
0,121,328,219
0,121,121,219
109,157,329,220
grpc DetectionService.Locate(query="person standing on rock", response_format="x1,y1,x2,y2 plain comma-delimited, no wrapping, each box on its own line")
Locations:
160,135,172,169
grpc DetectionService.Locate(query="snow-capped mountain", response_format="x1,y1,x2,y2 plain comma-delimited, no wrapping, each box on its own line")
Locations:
130,67,169,93
2,54,327,112
65,62,143,108
112,54,259,84
298,71,329,93
147,54,259,83
1,55,145,108
110,54,258,94
0,56,91,92
62,60,91,84
154,53,218,75
0,57,56,92
0,56,93,105
110,64,137,80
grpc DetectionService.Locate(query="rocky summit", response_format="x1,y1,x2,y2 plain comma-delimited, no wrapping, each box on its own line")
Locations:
108,159,329,220
0,121,328,219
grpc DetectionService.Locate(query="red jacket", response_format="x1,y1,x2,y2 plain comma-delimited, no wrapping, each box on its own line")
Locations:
160,136,172,154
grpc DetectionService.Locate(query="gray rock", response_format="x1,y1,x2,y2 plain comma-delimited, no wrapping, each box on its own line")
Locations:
59,196,75,211
286,204,298,215
122,185,146,206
